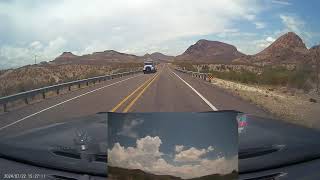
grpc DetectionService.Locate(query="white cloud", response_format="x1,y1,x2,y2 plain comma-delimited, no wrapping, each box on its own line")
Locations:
174,146,214,162
244,14,256,21
280,14,305,34
117,118,144,138
254,36,276,48
108,136,237,179
29,41,43,50
266,36,276,43
243,36,277,53
0,37,68,68
254,22,266,29
43,37,67,57
271,0,292,6
0,0,262,68
175,145,184,153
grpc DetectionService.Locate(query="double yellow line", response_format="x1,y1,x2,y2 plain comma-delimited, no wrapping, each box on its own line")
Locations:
110,72,160,112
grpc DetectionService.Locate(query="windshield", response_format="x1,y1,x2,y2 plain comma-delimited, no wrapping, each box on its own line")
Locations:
0,0,319,179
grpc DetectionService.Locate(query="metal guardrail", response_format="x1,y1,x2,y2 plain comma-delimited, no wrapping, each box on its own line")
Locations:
0,69,142,112
174,67,211,81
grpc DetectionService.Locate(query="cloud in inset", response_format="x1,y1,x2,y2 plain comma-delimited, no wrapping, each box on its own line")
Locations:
108,136,237,179
175,145,185,153
174,146,214,162
117,118,144,138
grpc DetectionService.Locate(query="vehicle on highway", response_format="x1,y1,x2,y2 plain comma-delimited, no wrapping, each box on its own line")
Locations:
237,113,320,180
143,60,156,74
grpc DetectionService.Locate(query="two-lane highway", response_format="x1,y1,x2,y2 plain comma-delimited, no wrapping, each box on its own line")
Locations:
0,64,271,137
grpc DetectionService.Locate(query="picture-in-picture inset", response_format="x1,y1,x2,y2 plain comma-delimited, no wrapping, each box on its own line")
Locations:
107,111,239,180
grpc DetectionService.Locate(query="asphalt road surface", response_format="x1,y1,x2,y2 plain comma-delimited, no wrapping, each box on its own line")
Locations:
0,64,271,137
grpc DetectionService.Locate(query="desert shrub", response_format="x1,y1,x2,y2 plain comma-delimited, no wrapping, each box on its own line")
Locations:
200,65,210,73
208,64,315,91
287,64,313,91
210,70,258,84
86,69,102,78
259,67,291,85
174,62,198,72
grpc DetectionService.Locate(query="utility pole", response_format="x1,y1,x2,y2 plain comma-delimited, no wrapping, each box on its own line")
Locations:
34,55,37,65
316,50,320,94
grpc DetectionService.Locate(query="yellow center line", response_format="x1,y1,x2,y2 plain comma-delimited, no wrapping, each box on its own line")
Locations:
110,73,158,112
123,72,160,112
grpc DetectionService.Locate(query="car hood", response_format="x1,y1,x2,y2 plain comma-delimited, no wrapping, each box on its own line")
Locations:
239,114,320,173
0,113,107,176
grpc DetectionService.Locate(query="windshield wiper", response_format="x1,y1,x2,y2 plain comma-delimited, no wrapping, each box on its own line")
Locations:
52,149,107,163
239,145,285,159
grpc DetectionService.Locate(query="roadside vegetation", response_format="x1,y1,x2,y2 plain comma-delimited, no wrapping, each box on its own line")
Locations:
0,63,142,97
176,61,318,93
206,65,316,92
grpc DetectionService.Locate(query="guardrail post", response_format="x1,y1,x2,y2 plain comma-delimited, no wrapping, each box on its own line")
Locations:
78,83,81,88
25,98,29,104
68,86,71,91
42,92,46,99
56,89,60,95
86,82,89,86
3,103,7,112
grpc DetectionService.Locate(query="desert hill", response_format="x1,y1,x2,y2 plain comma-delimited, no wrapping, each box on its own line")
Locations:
175,39,245,64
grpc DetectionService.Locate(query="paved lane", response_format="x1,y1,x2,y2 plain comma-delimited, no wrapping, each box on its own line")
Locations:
131,65,213,112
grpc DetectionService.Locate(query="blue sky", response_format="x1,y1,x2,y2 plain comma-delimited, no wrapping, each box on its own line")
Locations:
107,112,238,178
0,0,319,69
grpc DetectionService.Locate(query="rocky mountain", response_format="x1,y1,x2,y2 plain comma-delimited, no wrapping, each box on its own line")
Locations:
143,52,174,62
233,32,311,65
310,45,320,55
53,52,78,63
174,39,245,64
310,45,320,64
53,50,175,65
52,50,144,65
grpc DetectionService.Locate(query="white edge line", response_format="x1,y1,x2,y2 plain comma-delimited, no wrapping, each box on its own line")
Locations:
171,70,218,111
0,74,142,131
